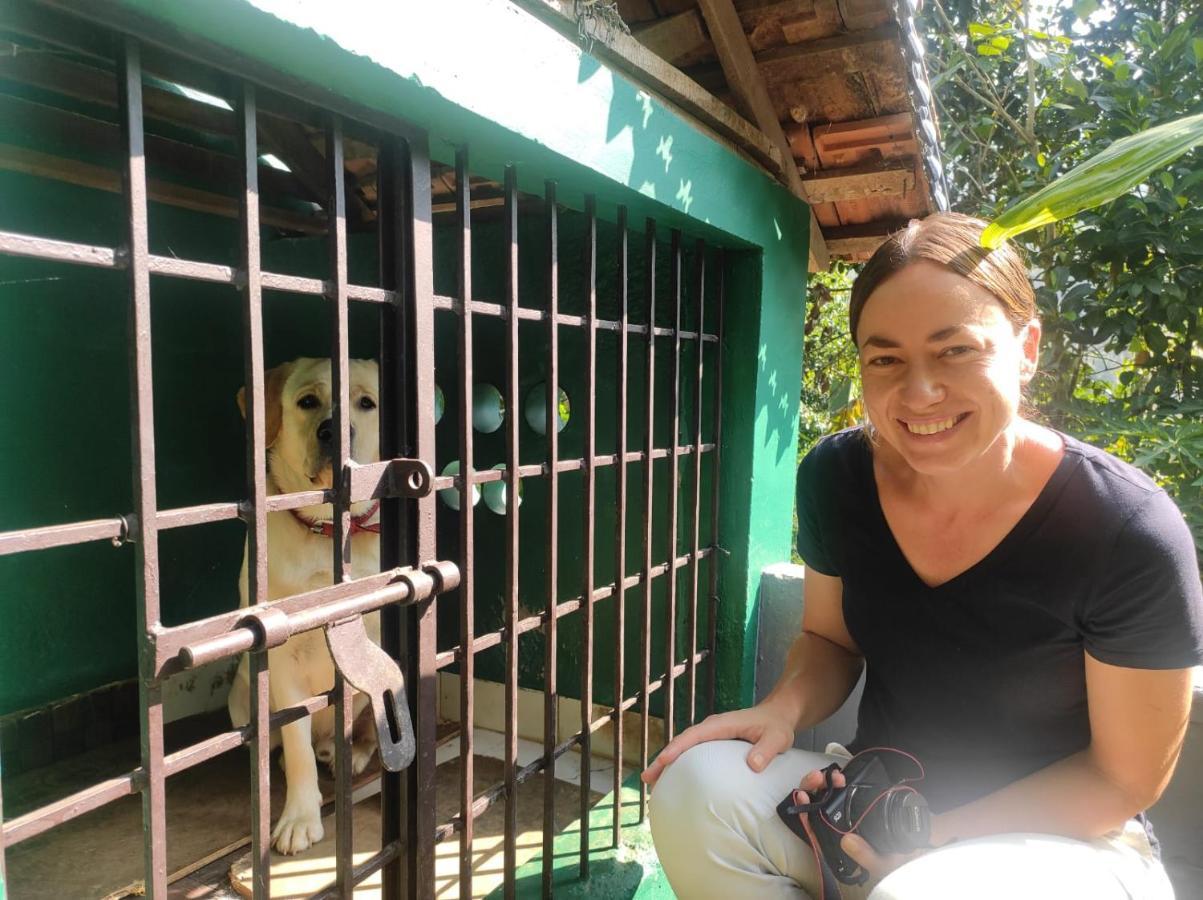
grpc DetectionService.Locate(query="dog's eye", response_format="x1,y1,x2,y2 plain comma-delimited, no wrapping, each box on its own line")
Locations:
357,396,377,411
297,394,320,410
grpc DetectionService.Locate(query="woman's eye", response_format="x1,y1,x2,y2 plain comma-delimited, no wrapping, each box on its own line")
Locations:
866,356,898,367
357,396,377,411
941,345,974,358
297,394,320,410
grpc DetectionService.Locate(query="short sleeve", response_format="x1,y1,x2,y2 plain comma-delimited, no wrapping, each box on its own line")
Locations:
1081,489,1203,669
795,439,840,576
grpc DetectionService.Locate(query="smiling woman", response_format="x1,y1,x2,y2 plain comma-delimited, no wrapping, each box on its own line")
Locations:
642,213,1203,900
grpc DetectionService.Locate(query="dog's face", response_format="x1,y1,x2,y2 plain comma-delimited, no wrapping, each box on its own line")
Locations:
237,357,381,500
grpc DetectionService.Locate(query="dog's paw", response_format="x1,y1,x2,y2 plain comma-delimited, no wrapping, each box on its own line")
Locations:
351,740,377,776
314,737,335,773
271,795,324,855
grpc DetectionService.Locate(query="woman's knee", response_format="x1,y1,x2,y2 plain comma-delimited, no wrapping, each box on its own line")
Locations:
649,740,749,831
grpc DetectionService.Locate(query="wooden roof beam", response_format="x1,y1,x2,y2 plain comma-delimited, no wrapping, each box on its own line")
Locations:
824,220,908,259
632,9,709,65
696,0,830,270
799,157,916,204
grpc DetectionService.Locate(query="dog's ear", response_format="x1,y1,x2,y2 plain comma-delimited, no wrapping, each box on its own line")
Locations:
236,362,294,448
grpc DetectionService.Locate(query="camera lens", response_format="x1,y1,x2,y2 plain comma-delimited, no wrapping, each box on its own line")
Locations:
881,790,931,852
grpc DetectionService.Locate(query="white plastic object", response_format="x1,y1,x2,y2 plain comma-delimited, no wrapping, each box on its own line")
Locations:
523,383,570,435
437,459,480,511
482,463,522,515
472,383,505,433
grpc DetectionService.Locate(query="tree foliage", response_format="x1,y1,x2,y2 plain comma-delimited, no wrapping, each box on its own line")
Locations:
802,0,1203,559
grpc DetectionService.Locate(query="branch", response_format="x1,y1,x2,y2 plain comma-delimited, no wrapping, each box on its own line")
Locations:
1021,0,1037,138
951,72,1038,149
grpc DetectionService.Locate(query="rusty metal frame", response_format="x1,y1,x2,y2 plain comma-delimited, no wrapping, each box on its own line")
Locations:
0,7,730,899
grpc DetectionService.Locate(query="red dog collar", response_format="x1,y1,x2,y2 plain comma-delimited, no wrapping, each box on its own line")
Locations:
290,500,381,537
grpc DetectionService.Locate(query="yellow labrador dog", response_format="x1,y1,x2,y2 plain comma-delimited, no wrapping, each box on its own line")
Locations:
227,357,383,854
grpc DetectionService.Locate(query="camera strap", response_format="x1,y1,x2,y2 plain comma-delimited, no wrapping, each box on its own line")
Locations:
778,762,869,900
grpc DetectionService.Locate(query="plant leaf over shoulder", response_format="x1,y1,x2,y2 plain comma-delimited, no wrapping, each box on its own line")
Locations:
980,112,1203,248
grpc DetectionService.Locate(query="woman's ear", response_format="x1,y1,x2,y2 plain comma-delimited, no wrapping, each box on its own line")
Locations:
1019,319,1041,385
235,361,294,448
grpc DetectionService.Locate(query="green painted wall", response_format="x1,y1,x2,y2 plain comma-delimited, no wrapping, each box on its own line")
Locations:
2,0,809,718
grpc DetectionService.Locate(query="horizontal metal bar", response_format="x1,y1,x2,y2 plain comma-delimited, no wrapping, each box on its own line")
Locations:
0,487,336,557
309,840,403,900
1,690,333,850
0,229,395,301
427,444,719,491
433,548,716,669
154,567,411,671
1,639,709,853
431,294,719,342
0,772,136,848
0,229,120,268
174,562,451,670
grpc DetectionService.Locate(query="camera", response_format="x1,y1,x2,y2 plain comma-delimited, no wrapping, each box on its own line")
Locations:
777,748,931,890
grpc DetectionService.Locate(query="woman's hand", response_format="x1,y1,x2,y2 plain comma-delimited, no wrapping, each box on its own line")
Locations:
641,702,797,787
795,768,928,883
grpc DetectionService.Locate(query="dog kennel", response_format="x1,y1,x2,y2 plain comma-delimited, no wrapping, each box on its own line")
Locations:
0,0,821,897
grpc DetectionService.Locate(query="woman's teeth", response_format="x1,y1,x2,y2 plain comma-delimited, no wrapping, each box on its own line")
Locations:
905,415,961,435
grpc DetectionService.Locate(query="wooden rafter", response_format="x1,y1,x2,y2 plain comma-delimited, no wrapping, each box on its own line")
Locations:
696,0,830,270
799,158,916,204
824,220,908,259
631,9,708,65
0,143,324,233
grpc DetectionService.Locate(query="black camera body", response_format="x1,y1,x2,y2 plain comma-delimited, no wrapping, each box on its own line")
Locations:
777,749,931,891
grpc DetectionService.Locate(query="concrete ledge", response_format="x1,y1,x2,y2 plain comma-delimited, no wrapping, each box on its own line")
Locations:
754,562,863,752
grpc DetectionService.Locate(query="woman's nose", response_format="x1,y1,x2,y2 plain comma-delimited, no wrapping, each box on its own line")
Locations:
900,365,945,406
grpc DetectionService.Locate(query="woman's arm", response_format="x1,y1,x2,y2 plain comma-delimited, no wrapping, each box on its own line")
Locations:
930,655,1194,845
642,567,863,785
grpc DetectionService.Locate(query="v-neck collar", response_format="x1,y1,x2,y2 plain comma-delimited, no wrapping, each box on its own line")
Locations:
858,431,1081,593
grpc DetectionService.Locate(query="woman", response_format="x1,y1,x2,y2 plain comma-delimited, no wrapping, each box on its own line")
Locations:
643,213,1202,899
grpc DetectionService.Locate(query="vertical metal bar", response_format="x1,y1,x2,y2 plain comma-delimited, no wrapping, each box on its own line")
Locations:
454,146,476,899
664,230,682,743
638,219,656,824
706,252,725,715
118,38,167,899
407,133,440,900
236,81,271,900
326,115,355,900
611,206,629,849
541,180,559,900
377,136,410,900
502,164,521,900
579,194,597,876
687,241,706,728
0,761,6,894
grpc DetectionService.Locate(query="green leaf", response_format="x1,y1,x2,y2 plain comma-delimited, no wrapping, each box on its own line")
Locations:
968,22,994,39
1194,37,1203,69
827,377,855,415
1062,73,1089,100
977,44,1002,56
1073,0,1100,20
1159,170,1175,191
981,113,1203,248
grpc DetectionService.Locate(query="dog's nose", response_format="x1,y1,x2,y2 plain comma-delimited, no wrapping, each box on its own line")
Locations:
316,419,356,448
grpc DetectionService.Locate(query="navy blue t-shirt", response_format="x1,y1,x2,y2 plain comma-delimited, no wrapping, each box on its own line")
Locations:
795,428,1203,815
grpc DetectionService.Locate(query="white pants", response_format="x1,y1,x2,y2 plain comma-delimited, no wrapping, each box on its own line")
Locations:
648,740,1175,900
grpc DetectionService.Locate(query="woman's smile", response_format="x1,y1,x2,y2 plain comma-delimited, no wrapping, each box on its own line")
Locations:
898,412,972,439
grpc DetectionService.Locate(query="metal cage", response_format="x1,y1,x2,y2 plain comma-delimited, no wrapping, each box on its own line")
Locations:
0,4,729,897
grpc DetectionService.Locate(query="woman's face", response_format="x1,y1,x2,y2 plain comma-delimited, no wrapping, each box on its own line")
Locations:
856,260,1039,476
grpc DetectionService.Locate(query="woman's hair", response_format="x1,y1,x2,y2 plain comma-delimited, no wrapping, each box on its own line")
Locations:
848,212,1037,343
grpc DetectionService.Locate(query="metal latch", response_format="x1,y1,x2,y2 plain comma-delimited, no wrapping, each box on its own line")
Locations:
323,561,458,772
